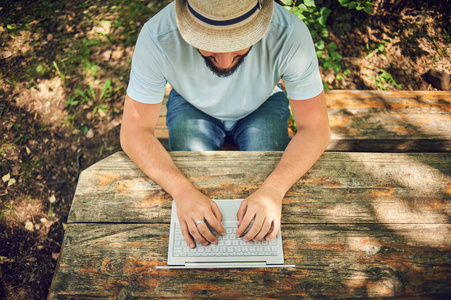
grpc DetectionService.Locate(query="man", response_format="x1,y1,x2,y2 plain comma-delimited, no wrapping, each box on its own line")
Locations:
120,0,330,249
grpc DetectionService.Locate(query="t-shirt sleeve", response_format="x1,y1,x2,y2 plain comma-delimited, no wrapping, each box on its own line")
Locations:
126,23,167,104
281,18,323,100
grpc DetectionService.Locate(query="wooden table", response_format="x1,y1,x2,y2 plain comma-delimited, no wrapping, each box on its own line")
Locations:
49,151,451,298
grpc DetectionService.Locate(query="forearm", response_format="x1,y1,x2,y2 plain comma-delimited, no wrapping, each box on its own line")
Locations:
261,124,330,198
120,128,196,201
236,125,329,241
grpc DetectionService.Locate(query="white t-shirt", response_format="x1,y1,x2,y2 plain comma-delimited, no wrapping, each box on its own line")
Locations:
127,2,323,121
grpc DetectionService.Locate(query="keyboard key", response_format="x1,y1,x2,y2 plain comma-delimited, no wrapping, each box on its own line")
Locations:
172,222,280,257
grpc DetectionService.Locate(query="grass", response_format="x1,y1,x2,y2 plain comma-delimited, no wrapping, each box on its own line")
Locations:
364,65,402,90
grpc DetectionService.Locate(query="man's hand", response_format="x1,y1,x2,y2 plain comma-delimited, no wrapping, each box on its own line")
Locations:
235,187,283,242
175,190,225,248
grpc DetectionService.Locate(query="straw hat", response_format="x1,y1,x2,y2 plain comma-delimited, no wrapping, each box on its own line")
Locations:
175,0,274,53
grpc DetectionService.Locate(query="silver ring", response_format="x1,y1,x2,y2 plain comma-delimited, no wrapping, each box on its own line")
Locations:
195,219,205,226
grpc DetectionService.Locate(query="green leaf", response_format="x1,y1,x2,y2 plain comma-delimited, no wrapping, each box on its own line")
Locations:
332,62,341,73
320,7,332,18
331,51,342,61
328,42,338,51
315,40,325,50
36,64,44,73
303,0,316,8
281,0,293,5
319,28,329,38
65,97,79,107
310,29,318,39
101,79,112,99
297,4,308,12
75,88,87,99
323,61,332,70
87,82,95,99
281,0,294,5
293,7,306,19
364,4,373,13
348,2,358,9
314,22,325,30
317,16,327,26
338,0,350,6
48,205,54,217
81,125,89,134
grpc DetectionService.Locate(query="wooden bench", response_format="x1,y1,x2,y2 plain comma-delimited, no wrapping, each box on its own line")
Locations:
156,90,451,152
48,91,451,298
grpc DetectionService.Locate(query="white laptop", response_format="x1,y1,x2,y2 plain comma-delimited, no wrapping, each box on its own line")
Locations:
157,199,295,269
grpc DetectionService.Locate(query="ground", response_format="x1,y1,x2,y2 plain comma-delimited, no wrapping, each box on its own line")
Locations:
0,0,449,299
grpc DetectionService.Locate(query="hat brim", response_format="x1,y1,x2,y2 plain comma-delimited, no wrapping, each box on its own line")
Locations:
175,0,274,53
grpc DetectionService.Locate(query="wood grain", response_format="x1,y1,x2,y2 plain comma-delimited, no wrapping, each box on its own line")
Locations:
48,223,451,299
69,151,451,225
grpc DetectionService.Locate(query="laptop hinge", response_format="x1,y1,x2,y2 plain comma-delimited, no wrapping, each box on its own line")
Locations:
156,262,294,269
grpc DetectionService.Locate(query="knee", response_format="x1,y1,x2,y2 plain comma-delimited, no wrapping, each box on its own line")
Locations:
168,119,225,151
234,119,290,151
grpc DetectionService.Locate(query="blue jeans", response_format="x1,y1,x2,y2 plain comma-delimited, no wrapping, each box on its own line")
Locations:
166,89,290,151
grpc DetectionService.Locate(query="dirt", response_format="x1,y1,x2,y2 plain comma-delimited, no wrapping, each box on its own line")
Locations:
0,0,450,299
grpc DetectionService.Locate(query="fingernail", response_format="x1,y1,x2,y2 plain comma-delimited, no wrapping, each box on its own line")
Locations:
243,238,249,242
236,233,240,238
203,242,209,246
189,243,195,249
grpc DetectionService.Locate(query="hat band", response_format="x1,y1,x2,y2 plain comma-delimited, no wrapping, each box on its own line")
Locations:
187,0,261,27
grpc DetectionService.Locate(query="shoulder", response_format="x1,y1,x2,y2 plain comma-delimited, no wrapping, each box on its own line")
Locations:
265,3,311,46
270,3,307,31
141,2,179,40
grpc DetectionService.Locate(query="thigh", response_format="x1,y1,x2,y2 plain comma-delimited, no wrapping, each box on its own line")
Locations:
166,89,226,151
232,92,291,151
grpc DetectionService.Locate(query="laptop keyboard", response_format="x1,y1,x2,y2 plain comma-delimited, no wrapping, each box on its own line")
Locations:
173,221,279,257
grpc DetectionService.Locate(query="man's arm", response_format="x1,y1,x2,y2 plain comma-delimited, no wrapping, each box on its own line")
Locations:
236,91,330,241
120,95,225,248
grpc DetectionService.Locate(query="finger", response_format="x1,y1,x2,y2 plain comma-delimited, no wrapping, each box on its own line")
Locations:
236,200,248,226
243,215,265,242
180,222,195,249
265,220,281,240
196,222,218,244
236,210,255,238
253,219,273,241
204,211,225,236
210,201,224,223
187,221,209,246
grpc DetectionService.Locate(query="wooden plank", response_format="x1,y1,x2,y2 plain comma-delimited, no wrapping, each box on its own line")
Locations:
326,91,451,152
68,151,451,224
154,91,451,152
48,223,451,299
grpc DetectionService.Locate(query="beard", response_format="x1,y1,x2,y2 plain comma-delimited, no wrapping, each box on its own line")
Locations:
199,47,252,78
